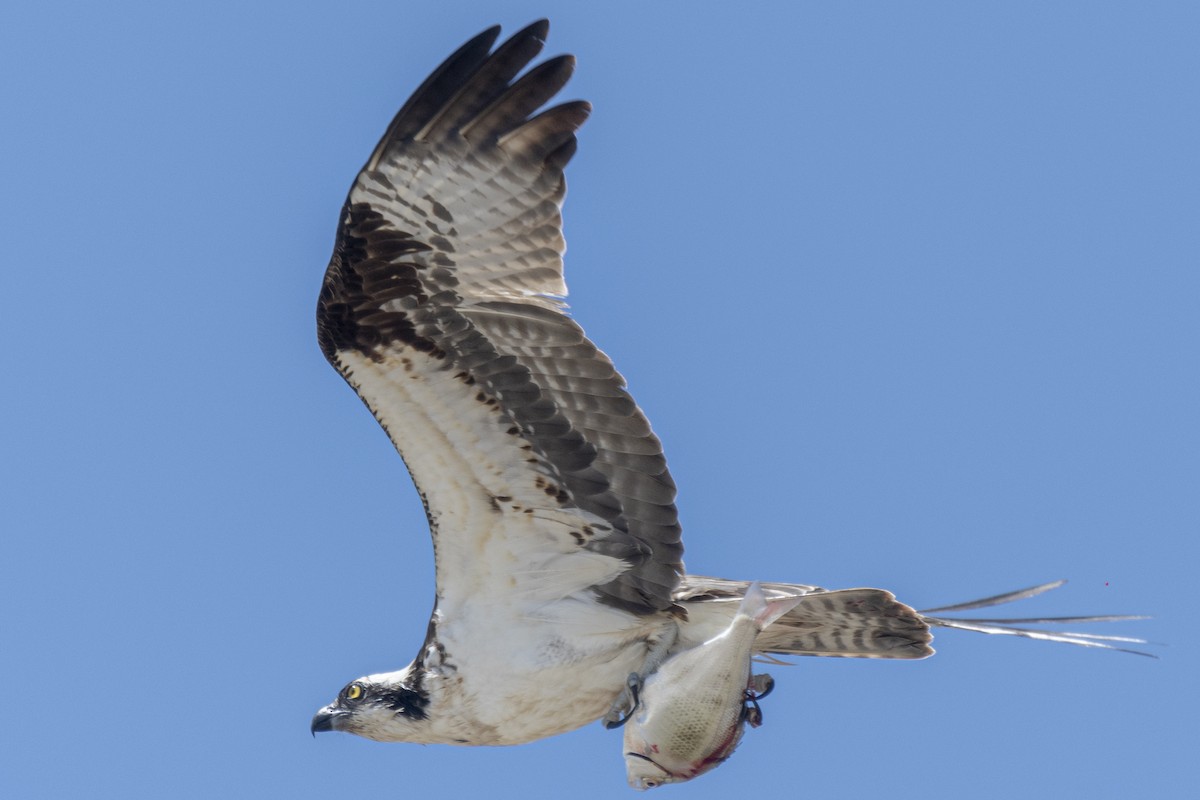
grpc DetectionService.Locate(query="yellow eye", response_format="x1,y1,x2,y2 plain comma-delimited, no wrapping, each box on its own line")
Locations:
345,682,365,701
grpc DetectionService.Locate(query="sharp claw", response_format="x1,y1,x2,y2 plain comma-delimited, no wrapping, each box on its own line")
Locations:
603,714,629,730
627,672,643,705
742,691,765,728
603,673,644,729
741,673,774,728
749,673,775,700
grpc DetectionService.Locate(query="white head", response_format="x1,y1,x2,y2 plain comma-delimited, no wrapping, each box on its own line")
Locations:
310,664,432,742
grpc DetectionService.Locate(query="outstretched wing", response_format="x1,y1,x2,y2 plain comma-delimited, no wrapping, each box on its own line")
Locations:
317,21,683,616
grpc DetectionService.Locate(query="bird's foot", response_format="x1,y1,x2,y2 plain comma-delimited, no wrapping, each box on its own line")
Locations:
748,672,775,700
602,621,679,730
742,673,775,728
603,672,643,729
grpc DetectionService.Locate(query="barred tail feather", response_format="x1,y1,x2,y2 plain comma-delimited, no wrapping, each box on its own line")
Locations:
675,576,935,659
752,587,936,660
676,576,1152,661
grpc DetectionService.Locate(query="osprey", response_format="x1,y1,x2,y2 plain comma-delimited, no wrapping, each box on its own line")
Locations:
309,21,1146,753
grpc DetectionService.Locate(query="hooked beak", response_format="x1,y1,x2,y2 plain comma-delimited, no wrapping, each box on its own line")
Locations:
310,706,345,737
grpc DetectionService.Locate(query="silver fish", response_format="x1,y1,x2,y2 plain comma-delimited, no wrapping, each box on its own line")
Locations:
623,582,803,789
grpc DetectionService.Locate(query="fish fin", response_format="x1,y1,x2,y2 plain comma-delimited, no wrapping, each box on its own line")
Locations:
742,581,805,631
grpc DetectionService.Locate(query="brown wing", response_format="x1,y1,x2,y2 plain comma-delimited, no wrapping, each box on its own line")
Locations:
317,21,683,615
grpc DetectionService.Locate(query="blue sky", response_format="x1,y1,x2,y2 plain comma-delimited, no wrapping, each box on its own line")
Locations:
3,1,1196,797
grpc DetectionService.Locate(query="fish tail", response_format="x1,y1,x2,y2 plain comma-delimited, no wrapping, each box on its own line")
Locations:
742,581,805,631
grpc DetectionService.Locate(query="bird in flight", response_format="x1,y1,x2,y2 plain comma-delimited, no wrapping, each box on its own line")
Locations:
308,19,1147,765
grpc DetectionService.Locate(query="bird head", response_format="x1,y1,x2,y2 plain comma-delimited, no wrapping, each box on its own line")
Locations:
311,665,430,742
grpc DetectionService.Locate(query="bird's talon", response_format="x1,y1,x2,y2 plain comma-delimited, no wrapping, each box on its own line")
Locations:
627,672,643,705
742,691,765,728
602,673,644,729
748,673,775,700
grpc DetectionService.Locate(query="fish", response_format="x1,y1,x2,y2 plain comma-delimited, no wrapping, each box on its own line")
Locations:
622,582,804,789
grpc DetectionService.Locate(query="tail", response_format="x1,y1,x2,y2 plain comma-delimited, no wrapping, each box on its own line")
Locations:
753,587,935,659
676,575,1152,660
677,576,935,660
918,580,1155,657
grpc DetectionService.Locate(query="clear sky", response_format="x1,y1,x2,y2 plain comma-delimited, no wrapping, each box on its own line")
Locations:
3,1,1196,797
